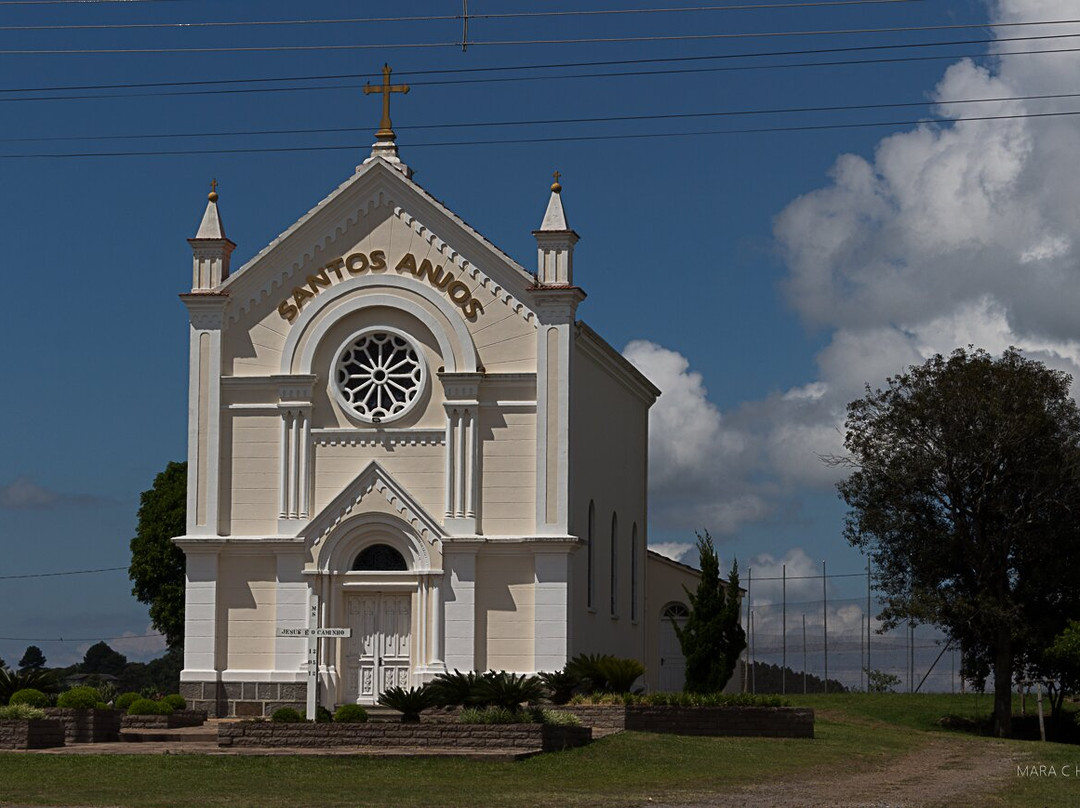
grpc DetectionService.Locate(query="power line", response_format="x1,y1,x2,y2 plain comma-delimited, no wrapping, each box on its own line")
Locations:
0,566,127,581
0,1,931,31
2,106,1071,159
0,632,162,642
5,20,1080,55
0,90,1065,145
3,34,1079,105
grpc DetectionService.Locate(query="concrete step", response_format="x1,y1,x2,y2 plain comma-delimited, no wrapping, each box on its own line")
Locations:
121,726,217,743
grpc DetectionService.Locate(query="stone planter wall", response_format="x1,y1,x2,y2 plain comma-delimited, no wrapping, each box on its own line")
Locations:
0,718,65,749
122,710,207,730
44,708,122,743
218,721,591,752
179,681,306,718
562,704,814,739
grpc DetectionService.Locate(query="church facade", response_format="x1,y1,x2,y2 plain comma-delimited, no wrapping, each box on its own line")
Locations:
176,93,698,717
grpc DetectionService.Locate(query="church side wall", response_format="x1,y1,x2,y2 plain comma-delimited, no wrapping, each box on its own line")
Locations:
567,343,649,664
644,554,700,691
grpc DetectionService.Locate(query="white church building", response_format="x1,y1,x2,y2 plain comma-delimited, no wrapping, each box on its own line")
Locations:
175,74,700,716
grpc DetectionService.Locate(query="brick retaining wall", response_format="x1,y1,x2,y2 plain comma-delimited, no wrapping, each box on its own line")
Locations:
43,708,122,743
562,705,814,739
0,718,65,749
218,721,591,752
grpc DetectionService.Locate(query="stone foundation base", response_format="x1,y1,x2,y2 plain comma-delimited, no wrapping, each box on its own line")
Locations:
179,681,307,718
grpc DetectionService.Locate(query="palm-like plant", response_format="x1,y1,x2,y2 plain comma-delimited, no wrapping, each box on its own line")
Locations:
0,667,59,705
594,657,645,694
472,671,545,711
538,669,580,704
427,670,483,707
378,685,434,722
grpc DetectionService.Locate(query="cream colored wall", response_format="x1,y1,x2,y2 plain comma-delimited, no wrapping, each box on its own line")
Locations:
475,553,536,672
479,408,536,536
313,442,444,521
217,553,278,671
566,342,650,665
643,552,699,691
222,414,279,536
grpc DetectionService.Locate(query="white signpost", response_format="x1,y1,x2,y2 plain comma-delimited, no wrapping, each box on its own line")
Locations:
275,595,352,720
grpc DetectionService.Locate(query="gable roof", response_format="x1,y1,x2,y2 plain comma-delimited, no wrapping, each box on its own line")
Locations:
217,157,539,326
300,459,444,551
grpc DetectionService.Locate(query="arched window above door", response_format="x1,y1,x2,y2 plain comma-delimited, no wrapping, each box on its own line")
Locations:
352,543,408,571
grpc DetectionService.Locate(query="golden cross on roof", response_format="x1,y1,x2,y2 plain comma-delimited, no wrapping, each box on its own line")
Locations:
363,64,410,143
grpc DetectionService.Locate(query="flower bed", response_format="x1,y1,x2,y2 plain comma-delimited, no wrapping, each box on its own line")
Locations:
561,704,814,738
122,710,208,730
0,718,66,749
44,708,122,743
218,721,591,752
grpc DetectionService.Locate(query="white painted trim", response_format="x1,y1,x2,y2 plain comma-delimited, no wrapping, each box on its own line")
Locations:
281,281,478,375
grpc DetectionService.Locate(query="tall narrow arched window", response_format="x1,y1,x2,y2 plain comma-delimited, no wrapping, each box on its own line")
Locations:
631,522,639,622
587,500,595,609
610,512,619,617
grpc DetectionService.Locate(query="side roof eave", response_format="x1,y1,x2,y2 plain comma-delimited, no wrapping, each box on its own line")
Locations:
217,157,539,317
576,321,662,406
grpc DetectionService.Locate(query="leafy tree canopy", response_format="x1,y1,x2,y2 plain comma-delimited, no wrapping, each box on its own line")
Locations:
82,641,128,677
675,530,746,693
836,347,1080,737
128,461,187,650
18,645,46,671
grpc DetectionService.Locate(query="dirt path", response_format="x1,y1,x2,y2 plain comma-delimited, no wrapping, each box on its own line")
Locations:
659,735,1023,808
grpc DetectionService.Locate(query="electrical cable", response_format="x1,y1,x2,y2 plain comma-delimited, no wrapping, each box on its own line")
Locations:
0,566,127,581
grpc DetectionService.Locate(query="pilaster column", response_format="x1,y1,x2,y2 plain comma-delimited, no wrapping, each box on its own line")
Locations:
276,376,316,533
176,541,223,680
441,373,483,535
442,546,478,672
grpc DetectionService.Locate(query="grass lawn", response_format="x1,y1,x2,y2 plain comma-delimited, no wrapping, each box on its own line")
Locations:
0,694,1075,807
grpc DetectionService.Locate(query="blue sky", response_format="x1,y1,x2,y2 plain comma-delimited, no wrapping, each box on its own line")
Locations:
1,0,1073,686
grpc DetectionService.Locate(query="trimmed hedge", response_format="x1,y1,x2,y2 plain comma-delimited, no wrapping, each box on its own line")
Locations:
162,694,187,711
57,686,103,709
333,704,368,723
115,692,142,711
127,698,173,716
9,689,49,708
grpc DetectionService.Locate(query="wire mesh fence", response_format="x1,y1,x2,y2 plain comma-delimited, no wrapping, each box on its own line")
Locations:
738,564,962,694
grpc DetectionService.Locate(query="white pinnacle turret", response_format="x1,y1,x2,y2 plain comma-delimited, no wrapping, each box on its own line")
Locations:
533,172,579,286
188,180,236,291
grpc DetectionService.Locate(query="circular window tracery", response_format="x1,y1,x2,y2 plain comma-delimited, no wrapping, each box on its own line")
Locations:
334,329,426,423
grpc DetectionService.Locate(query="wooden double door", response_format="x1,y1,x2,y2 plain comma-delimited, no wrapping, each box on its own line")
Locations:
344,593,412,704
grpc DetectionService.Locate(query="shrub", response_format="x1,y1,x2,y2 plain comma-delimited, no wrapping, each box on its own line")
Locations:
57,686,104,709
539,669,579,704
162,694,187,711
315,705,333,723
0,668,59,705
9,689,49,708
566,654,613,693
0,704,46,720
472,671,545,710
115,692,142,711
459,706,534,724
378,685,433,722
594,657,645,694
539,709,581,727
333,704,368,723
427,670,483,707
127,698,174,716
271,707,304,723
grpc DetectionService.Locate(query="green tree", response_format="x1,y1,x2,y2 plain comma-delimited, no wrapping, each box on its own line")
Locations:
675,531,746,693
128,461,187,650
82,641,128,677
1038,620,1080,722
18,645,46,671
836,347,1080,738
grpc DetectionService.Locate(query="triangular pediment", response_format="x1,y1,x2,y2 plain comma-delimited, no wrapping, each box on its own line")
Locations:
218,157,538,328
300,459,444,549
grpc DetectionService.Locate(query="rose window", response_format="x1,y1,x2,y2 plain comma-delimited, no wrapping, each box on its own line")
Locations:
334,330,425,422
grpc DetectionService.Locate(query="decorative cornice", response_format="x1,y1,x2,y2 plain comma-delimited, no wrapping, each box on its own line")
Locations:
181,292,230,330
303,460,444,548
311,428,445,448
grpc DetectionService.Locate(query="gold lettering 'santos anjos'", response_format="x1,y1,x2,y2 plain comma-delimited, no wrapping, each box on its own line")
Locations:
276,250,486,324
